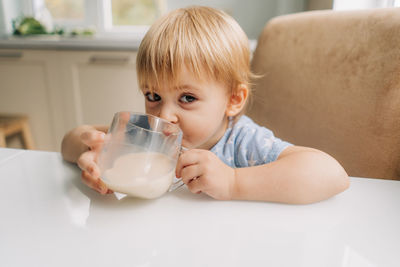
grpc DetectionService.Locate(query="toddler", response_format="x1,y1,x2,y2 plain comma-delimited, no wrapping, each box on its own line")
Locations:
61,6,349,204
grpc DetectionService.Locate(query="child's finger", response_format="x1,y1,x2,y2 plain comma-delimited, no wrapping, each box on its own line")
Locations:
81,170,107,194
180,164,202,184
118,111,131,128
80,130,105,148
81,170,97,191
97,179,111,195
186,177,204,194
81,170,112,195
175,150,199,178
77,151,100,177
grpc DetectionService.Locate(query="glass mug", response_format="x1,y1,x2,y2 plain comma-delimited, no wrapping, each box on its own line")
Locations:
98,112,184,199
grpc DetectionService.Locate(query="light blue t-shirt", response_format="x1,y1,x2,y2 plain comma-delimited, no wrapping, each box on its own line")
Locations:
210,116,292,168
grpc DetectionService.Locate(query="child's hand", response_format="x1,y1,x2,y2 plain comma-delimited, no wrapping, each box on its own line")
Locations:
77,130,113,195
175,149,236,200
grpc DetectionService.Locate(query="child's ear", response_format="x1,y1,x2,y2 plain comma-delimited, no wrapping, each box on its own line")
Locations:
226,84,249,117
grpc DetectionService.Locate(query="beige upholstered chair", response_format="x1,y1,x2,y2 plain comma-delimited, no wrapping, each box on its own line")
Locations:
247,8,400,180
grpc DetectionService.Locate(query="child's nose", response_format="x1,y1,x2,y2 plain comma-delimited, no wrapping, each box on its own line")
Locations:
159,105,178,124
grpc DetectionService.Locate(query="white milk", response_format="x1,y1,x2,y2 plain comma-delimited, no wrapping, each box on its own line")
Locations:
102,152,175,199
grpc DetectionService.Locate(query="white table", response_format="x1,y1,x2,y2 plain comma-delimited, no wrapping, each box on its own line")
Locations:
1,148,399,267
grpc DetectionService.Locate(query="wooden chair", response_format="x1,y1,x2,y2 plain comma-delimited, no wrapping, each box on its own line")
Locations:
0,114,35,150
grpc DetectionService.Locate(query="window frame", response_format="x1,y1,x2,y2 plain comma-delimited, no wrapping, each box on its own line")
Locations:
99,0,151,36
32,0,91,29
333,0,399,10
30,0,164,36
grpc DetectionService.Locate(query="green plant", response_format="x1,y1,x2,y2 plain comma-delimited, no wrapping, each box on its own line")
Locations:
13,17,47,35
12,15,95,37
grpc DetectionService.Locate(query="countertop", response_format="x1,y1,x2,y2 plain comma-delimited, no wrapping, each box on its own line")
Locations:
0,35,143,51
2,148,399,267
0,35,258,52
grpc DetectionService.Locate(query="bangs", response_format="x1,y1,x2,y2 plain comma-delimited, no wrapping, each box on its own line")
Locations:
136,6,252,93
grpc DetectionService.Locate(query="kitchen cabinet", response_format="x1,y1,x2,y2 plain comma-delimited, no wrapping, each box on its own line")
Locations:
58,51,145,144
0,50,58,151
0,49,145,151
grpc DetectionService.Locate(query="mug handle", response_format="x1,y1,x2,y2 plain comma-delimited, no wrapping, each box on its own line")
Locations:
168,147,188,192
169,179,185,192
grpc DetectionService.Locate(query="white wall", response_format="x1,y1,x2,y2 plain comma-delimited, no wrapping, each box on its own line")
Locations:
167,0,306,39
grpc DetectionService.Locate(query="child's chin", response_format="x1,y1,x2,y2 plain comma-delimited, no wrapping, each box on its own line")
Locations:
181,143,191,149
181,141,195,150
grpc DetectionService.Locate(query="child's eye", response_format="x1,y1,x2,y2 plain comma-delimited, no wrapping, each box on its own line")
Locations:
179,94,197,103
145,92,161,102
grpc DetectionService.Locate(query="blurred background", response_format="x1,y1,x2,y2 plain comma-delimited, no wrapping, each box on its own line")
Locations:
1,0,334,40
2,0,399,40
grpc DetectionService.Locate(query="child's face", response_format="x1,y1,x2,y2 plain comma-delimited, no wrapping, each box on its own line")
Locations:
141,67,232,150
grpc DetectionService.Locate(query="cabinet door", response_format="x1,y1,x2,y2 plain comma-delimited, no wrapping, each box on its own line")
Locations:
0,50,58,151
60,51,145,130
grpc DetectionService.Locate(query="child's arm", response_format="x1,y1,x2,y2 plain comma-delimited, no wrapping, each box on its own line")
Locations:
61,125,112,194
176,146,349,204
233,146,349,204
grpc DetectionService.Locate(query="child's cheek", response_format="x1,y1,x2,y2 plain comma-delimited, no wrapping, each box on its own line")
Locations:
181,128,207,149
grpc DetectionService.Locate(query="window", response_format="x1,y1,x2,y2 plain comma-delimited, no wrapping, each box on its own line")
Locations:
44,0,85,21
333,0,400,10
32,0,166,36
111,0,163,26
101,0,166,35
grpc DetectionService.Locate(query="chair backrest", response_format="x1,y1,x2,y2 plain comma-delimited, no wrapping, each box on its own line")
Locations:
247,8,400,180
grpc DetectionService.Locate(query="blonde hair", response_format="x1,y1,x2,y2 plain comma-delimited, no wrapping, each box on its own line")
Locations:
136,6,254,97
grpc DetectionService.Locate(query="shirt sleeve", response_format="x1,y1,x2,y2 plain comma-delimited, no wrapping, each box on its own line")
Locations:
234,123,292,167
